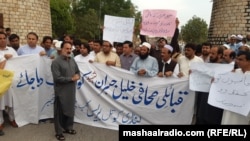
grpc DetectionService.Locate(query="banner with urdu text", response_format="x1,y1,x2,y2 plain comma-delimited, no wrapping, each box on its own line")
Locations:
140,9,177,37
3,55,195,130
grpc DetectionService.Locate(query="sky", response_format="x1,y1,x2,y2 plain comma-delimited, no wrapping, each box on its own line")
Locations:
130,0,213,28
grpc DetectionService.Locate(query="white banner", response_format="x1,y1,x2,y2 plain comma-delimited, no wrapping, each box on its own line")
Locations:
189,62,234,92
103,15,135,43
208,72,250,116
4,55,54,126
3,55,195,130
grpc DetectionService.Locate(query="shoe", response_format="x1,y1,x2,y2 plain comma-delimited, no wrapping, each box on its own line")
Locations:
0,125,4,136
39,119,47,123
0,130,4,136
9,120,18,128
63,129,76,135
55,134,65,140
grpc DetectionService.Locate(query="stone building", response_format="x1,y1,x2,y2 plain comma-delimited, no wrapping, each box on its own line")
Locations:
208,0,250,45
0,0,52,45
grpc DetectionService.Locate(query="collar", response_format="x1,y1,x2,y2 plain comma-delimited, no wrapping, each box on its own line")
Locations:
64,56,71,60
162,58,171,64
122,53,133,57
60,55,71,60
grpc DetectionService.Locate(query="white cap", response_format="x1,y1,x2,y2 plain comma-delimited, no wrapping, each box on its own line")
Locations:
140,42,151,50
237,34,243,40
230,34,236,38
222,44,230,49
55,41,63,50
163,44,173,52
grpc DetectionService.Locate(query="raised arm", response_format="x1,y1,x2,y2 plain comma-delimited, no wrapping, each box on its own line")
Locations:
170,18,180,54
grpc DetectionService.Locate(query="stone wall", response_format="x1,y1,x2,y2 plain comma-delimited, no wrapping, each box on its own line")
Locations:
208,0,250,45
0,0,51,45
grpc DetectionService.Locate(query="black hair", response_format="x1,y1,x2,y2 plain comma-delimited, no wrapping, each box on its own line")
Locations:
61,41,72,49
184,43,197,51
229,50,236,59
93,39,102,46
201,42,212,48
8,34,19,41
157,37,168,43
237,51,250,61
82,42,91,53
73,39,82,46
42,36,53,43
123,40,133,48
5,27,11,32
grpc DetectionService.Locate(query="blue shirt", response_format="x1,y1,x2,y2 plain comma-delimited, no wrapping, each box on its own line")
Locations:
46,47,56,57
130,55,159,77
17,44,45,56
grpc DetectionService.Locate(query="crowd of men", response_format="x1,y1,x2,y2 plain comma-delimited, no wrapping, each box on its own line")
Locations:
1,21,250,140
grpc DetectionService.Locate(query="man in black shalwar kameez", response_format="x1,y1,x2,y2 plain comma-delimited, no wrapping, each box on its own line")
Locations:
51,41,80,140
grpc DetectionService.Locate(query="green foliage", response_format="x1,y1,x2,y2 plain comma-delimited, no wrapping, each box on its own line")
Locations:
180,16,208,45
50,0,142,41
67,0,138,41
50,0,75,38
74,9,100,40
50,1,210,44
133,11,142,36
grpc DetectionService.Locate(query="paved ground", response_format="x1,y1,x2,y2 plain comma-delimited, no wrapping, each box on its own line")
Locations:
0,119,118,141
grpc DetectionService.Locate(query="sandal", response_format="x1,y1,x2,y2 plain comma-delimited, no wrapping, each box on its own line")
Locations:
0,130,4,136
63,129,76,135
55,134,65,140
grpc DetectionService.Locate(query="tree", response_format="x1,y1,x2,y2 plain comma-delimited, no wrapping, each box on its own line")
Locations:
74,9,100,40
180,16,208,45
71,0,137,40
50,0,75,38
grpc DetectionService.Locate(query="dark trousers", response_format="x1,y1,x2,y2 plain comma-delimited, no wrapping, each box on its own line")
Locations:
195,92,223,125
54,96,74,134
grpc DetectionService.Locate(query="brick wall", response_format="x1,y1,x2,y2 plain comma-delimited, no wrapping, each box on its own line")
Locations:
208,0,250,45
0,0,51,45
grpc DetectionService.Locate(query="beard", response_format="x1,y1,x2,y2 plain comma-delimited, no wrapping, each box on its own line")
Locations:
139,53,149,60
66,52,71,57
209,56,218,63
202,52,209,56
